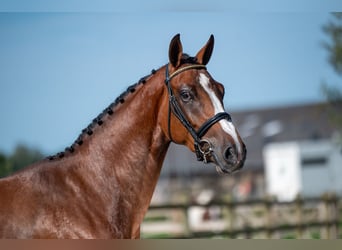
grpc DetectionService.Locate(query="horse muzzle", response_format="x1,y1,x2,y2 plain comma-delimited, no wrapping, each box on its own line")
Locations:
198,139,247,174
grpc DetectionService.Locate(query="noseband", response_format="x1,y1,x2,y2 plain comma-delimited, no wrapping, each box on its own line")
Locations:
165,64,232,163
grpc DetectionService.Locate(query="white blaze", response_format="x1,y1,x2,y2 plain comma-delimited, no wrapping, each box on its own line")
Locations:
199,73,242,154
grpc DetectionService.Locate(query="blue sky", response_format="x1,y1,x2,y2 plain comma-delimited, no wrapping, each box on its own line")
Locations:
1,2,342,154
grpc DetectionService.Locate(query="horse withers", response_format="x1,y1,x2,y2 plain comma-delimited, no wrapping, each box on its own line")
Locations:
0,34,246,238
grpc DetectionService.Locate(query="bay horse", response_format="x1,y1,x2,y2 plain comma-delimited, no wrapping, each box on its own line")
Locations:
0,34,246,239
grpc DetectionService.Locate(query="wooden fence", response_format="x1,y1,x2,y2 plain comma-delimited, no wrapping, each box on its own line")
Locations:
141,194,341,239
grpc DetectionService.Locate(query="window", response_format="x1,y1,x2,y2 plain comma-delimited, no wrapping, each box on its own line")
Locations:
301,157,327,167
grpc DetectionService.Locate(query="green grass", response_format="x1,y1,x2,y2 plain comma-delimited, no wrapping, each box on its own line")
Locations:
143,215,168,223
141,233,174,239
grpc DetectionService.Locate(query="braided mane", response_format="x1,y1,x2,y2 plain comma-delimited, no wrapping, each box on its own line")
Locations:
47,68,158,160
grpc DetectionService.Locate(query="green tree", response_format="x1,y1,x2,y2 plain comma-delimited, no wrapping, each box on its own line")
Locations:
323,13,342,76
9,144,44,172
0,144,44,178
0,152,10,178
322,12,342,132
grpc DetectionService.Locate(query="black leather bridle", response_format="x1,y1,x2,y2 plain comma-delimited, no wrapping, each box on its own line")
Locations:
165,64,232,162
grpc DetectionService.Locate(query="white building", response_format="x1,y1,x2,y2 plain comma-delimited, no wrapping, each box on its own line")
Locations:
264,139,342,201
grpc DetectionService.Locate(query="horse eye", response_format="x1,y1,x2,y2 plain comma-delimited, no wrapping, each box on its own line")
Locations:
180,90,192,102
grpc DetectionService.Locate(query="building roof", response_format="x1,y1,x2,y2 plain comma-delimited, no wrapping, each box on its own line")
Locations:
161,102,341,177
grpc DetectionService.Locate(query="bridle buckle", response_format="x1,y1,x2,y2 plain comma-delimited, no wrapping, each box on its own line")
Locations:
196,139,214,163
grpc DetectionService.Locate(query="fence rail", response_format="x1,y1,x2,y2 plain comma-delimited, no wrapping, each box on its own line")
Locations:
141,194,341,239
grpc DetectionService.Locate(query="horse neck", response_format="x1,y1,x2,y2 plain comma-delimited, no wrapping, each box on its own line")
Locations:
77,68,170,232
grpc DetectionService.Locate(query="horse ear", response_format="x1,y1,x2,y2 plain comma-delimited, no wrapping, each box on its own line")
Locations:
169,34,183,68
196,34,214,65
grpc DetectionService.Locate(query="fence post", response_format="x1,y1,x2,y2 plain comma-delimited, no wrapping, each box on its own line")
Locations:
330,193,339,239
323,193,338,239
320,193,338,239
182,204,191,238
332,193,339,239
295,194,303,239
265,196,273,239
226,199,234,238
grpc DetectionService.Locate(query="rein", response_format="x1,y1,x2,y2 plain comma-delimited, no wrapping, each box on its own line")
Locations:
165,64,232,163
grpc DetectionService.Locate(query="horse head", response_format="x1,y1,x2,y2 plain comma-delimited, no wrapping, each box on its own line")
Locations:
161,34,246,174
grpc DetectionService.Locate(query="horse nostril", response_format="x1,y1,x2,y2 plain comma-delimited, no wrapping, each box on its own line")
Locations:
224,146,237,163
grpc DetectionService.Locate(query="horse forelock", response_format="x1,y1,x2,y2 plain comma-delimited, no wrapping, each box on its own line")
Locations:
180,53,198,65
